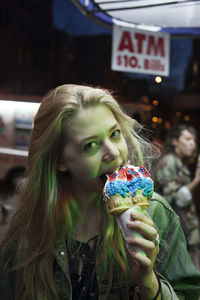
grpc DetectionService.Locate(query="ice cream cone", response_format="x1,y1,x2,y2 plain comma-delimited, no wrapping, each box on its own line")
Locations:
103,164,154,255
106,189,150,215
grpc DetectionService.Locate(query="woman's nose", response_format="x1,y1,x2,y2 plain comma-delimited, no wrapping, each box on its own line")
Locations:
190,139,196,149
102,140,119,162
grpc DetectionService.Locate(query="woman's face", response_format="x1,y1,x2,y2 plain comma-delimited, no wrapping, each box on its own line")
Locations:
173,129,196,159
59,105,128,194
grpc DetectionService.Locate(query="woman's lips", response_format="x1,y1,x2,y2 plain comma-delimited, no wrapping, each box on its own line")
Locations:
100,164,123,182
100,174,107,182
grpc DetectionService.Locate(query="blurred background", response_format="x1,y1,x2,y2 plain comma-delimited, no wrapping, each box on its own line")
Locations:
0,0,200,234
0,1,199,137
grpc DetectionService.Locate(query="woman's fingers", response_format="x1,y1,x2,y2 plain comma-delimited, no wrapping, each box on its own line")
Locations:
126,236,155,252
126,233,159,258
130,210,154,227
125,209,160,267
127,220,158,241
126,235,159,267
125,211,160,284
128,210,158,241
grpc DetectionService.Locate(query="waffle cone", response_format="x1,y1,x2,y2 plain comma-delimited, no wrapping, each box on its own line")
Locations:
107,190,149,215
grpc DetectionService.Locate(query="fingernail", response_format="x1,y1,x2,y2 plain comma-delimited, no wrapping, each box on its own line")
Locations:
126,238,131,243
131,211,139,218
127,221,135,227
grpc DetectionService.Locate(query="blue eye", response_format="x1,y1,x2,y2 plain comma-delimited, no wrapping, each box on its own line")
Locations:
83,141,99,152
111,129,121,138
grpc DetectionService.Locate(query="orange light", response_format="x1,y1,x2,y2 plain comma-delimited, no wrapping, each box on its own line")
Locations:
184,115,190,121
152,116,158,123
152,99,159,106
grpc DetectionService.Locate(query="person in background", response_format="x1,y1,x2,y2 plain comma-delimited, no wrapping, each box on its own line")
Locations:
154,124,200,270
0,85,200,300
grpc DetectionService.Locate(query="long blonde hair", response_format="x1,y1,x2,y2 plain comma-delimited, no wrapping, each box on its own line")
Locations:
0,84,154,300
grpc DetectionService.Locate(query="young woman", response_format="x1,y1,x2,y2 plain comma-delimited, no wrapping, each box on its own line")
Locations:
154,125,200,271
0,85,200,300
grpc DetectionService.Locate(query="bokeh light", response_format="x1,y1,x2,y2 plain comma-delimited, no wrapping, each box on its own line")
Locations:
152,99,159,106
155,76,162,83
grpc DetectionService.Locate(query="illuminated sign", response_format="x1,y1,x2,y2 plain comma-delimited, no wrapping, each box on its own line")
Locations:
111,25,170,76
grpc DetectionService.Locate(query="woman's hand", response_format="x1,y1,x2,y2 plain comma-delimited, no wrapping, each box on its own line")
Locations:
125,209,161,300
194,164,200,183
188,164,200,192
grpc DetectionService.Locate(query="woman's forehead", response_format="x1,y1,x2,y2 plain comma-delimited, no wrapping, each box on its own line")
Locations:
181,129,195,139
66,105,119,140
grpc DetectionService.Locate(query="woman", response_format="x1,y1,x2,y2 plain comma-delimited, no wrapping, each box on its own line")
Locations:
154,125,200,270
0,85,200,300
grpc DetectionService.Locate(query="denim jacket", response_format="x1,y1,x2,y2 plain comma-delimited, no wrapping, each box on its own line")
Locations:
1,193,200,299
54,193,200,300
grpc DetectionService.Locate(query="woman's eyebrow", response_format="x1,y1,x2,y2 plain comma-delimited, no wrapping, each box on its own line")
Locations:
109,123,120,132
78,135,98,145
77,123,120,147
